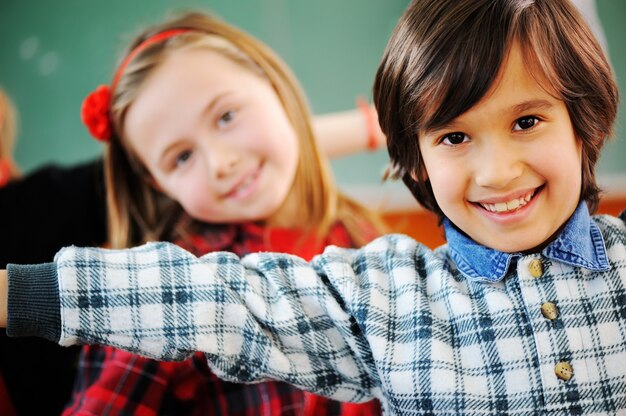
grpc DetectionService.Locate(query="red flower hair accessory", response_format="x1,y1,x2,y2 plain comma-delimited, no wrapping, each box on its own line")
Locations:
81,85,112,142
80,29,192,143
0,158,11,188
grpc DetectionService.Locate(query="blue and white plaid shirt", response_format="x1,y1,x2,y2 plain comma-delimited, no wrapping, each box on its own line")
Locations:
8,204,626,415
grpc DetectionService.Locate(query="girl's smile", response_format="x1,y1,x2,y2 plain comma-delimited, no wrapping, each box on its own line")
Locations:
222,162,262,200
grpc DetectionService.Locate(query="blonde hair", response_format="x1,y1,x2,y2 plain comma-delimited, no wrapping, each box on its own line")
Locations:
106,12,384,248
0,87,20,178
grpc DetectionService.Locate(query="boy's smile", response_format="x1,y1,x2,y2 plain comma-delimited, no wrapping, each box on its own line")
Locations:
418,43,582,253
478,188,535,213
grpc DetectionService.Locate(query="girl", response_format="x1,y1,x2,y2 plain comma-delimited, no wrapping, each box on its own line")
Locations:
3,0,625,414
0,17,386,415
25,11,385,416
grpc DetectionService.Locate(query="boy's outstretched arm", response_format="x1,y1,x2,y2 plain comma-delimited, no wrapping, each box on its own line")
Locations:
2,242,382,403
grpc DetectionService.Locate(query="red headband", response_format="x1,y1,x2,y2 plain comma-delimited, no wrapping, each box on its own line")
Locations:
81,29,192,142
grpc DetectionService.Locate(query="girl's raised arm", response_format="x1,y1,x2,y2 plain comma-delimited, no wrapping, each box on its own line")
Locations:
313,105,385,158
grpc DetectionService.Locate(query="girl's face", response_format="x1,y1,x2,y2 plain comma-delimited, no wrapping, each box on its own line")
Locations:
124,48,299,225
418,43,582,253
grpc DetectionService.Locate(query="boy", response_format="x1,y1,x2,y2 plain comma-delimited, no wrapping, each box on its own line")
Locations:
2,0,625,414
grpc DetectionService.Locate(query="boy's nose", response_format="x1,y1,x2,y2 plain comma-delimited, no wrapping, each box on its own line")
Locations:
473,142,523,189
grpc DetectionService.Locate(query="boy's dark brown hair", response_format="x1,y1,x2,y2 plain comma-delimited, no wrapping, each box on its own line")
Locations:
374,0,619,220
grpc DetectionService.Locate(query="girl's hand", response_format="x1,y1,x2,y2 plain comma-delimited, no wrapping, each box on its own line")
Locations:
313,106,385,158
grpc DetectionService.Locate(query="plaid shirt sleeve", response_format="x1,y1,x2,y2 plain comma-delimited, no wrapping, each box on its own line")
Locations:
50,241,383,403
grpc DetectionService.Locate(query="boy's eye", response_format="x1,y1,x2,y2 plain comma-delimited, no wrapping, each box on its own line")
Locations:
513,116,539,131
217,110,236,127
441,132,469,146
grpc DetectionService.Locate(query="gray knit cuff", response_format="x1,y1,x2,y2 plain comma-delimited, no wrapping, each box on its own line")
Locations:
7,262,61,342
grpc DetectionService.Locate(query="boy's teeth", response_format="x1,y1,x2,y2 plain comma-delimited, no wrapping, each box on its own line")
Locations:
495,202,507,211
481,191,534,213
507,199,520,210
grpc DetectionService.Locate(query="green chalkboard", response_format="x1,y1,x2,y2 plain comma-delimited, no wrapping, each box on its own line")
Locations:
0,0,624,189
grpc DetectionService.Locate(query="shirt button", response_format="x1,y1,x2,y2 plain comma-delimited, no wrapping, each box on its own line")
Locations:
555,361,574,381
528,259,543,278
541,302,559,320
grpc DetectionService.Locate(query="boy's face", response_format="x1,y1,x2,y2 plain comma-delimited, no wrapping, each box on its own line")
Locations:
417,43,582,253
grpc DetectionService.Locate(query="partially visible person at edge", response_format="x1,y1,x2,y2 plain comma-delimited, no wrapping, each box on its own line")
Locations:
0,86,106,414
1,0,625,414
0,88,19,188
4,11,387,416
0,87,21,416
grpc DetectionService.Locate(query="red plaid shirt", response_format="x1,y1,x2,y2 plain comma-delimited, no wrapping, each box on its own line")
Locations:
63,222,382,415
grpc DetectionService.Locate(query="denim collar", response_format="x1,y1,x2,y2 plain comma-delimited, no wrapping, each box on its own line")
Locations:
444,202,610,282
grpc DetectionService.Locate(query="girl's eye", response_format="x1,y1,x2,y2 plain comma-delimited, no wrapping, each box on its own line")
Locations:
217,110,236,128
441,132,469,146
174,150,193,168
514,116,539,131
